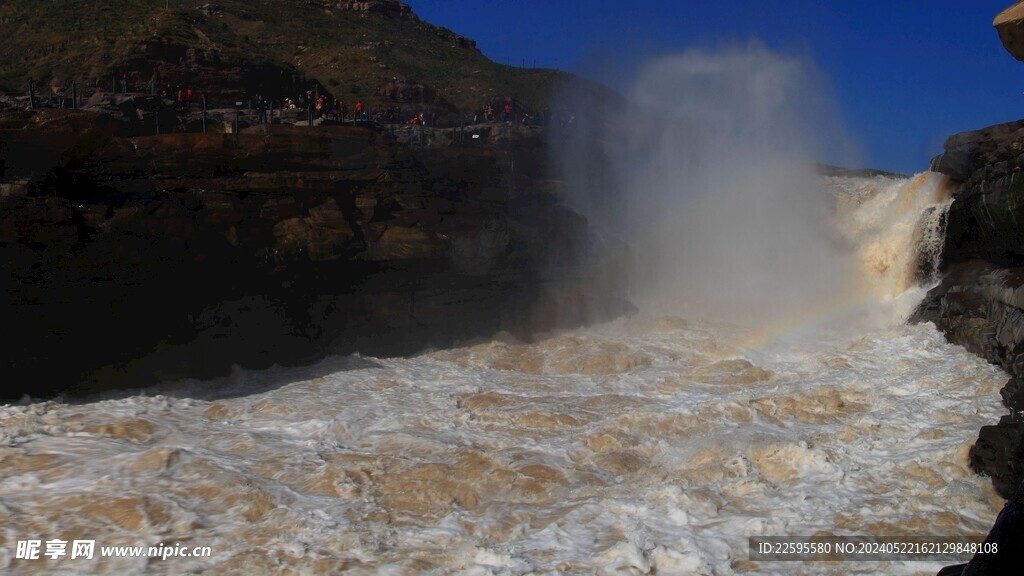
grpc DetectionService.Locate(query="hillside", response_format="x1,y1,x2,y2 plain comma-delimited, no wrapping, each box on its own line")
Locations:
0,0,575,119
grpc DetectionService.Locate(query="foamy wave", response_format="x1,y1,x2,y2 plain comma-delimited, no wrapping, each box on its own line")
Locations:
0,318,1005,575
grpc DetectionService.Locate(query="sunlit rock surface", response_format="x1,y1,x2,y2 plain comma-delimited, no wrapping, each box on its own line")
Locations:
995,2,1024,62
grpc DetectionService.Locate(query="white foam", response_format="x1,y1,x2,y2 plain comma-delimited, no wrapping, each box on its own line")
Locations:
0,317,1007,574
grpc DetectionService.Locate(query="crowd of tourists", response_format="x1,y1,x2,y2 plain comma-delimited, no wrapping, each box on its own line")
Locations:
37,74,573,129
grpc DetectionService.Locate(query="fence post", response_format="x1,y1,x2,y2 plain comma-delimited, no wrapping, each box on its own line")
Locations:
72,81,77,109
28,78,35,109
234,110,239,135
202,94,208,133
155,110,160,135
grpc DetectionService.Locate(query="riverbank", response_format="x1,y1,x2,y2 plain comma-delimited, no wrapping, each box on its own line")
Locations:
0,107,631,398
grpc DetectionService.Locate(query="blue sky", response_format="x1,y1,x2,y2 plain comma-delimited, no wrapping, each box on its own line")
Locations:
410,0,1023,174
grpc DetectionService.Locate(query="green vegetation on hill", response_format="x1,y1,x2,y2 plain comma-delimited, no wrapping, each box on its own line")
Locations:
0,0,578,118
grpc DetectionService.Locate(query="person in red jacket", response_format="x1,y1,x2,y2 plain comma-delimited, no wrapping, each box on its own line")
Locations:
355,100,364,120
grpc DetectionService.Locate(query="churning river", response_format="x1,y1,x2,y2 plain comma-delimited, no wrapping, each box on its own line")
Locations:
0,173,1009,575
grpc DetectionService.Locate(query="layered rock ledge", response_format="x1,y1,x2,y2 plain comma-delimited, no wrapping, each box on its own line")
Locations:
0,109,631,398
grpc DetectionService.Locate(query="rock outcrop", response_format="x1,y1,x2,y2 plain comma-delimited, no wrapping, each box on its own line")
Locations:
922,10,1024,573
336,1,415,19
917,120,1024,498
995,2,1024,62
114,37,328,105
929,119,1024,266
0,109,631,398
918,118,1024,573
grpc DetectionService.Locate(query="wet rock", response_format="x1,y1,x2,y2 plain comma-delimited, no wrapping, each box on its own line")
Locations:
1002,377,1024,412
969,421,1024,499
914,262,1024,497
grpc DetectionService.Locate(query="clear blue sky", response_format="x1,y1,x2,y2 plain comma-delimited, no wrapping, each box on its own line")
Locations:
410,0,1023,174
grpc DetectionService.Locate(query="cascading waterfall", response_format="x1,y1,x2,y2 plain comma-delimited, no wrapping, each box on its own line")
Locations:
828,171,954,325
557,43,955,334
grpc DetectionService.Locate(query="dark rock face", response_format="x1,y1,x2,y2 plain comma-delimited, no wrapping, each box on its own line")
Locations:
995,2,1024,63
922,117,1024,575
932,120,1024,267
0,109,631,398
914,264,1024,497
336,1,415,19
919,119,1024,499
958,482,1024,575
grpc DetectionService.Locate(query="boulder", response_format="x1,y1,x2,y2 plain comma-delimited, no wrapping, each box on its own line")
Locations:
969,420,1024,499
995,2,1024,62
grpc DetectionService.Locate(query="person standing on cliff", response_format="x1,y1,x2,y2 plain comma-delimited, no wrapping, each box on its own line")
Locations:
355,99,364,120
256,94,268,124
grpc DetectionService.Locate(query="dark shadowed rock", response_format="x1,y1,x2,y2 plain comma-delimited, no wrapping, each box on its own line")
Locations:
936,563,967,576
929,134,982,181
0,109,632,398
970,421,1024,499
955,481,1024,575
919,109,1024,568
336,0,415,18
930,119,1024,266
995,2,1024,62
1002,376,1024,411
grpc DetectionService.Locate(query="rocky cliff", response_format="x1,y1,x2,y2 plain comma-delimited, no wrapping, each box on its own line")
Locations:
916,118,1024,575
913,8,1024,574
0,108,631,398
916,119,1024,499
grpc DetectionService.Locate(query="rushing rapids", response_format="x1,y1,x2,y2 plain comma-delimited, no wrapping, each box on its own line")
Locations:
0,172,1009,575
